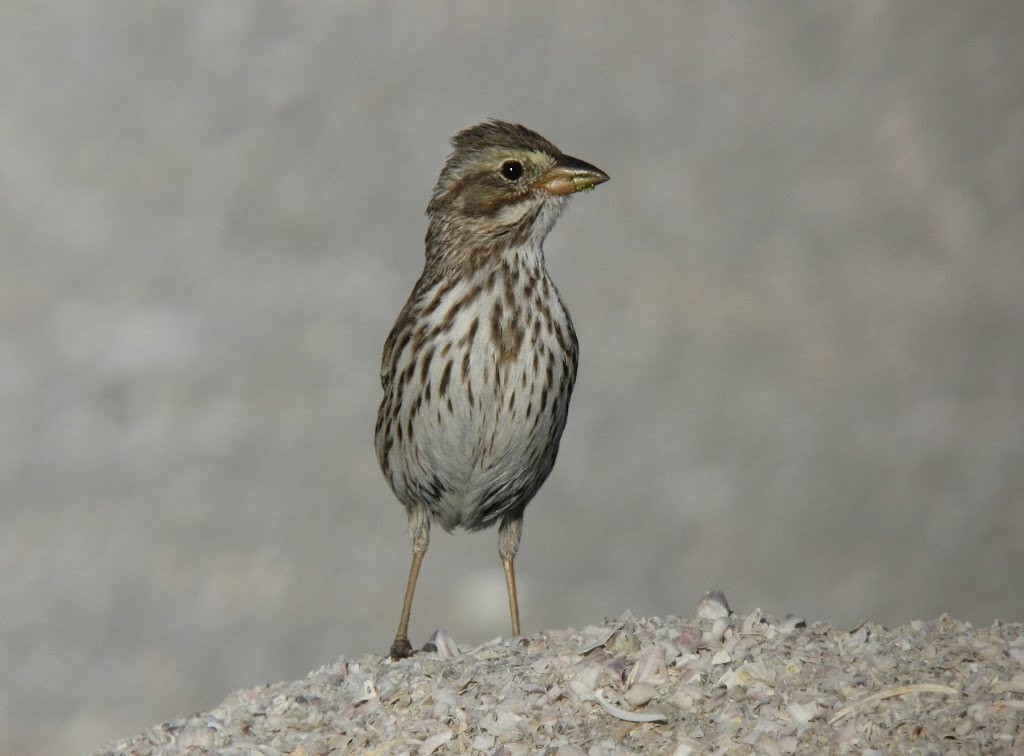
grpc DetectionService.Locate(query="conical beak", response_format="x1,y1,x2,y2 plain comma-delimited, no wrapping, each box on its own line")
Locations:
536,154,609,196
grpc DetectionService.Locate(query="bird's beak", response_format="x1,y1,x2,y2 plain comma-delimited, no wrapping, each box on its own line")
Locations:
536,154,609,196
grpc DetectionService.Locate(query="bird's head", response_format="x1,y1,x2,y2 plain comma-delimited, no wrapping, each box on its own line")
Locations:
426,120,608,253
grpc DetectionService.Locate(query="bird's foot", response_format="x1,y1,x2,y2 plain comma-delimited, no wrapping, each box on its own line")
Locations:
389,635,414,660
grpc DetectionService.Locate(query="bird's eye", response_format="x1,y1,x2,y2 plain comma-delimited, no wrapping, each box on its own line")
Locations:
500,160,524,181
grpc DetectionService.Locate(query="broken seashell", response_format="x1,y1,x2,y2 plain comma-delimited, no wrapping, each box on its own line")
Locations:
626,646,668,687
577,623,622,653
711,649,731,665
706,617,729,646
715,660,776,690
359,678,377,702
605,630,641,657
623,682,658,708
787,700,821,725
740,608,764,635
480,708,522,737
778,615,807,633
417,730,453,755
423,627,460,658
594,688,668,723
656,638,682,664
176,725,216,749
696,591,731,620
674,626,702,652
574,660,604,687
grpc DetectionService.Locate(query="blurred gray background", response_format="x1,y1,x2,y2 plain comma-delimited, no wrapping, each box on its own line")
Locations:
2,1,1022,752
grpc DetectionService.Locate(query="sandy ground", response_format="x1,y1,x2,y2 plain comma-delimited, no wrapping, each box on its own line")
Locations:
99,596,1024,754
3,3,1023,752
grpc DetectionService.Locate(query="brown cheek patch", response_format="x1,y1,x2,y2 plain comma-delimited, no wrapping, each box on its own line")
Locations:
452,175,503,217
458,171,538,220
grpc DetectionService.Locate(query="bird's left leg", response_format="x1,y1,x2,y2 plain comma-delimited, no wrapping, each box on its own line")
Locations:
498,513,524,638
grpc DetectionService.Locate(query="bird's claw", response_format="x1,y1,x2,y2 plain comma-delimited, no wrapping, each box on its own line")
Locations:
389,636,414,660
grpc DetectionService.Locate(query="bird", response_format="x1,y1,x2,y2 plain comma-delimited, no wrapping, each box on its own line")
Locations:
375,120,608,659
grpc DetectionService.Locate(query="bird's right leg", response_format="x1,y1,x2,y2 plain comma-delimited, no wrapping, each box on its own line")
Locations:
390,505,430,660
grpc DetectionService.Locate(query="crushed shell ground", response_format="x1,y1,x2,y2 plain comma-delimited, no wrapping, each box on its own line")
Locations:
100,593,1024,754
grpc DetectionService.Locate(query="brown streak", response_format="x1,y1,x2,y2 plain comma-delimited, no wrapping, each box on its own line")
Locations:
425,276,460,316
438,361,452,397
419,345,435,382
